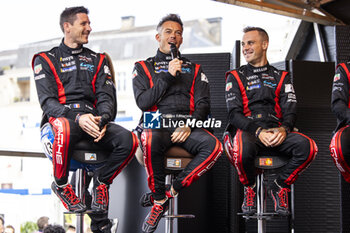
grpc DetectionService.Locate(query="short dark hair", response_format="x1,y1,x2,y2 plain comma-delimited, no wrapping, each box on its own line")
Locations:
0,216,4,225
243,26,269,42
156,14,183,32
59,6,89,32
43,224,65,233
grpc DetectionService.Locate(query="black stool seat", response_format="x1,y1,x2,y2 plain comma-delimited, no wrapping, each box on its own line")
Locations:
71,139,110,164
164,146,194,171
255,154,290,169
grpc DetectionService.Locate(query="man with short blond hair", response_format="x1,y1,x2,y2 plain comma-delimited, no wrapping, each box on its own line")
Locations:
225,26,318,215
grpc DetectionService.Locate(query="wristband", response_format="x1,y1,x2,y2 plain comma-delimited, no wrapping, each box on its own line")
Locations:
282,125,290,134
255,127,263,138
75,114,81,124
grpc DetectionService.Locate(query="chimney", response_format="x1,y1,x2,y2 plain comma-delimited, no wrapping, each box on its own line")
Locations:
121,16,135,30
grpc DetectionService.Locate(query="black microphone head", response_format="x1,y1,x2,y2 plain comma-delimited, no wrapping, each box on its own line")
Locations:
169,43,178,59
170,43,176,50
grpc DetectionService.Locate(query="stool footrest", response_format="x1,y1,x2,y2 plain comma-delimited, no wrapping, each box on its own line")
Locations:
238,212,289,220
163,214,195,219
64,210,95,215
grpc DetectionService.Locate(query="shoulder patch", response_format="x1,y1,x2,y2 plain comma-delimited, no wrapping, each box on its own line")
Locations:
34,64,42,74
201,72,208,83
226,82,232,91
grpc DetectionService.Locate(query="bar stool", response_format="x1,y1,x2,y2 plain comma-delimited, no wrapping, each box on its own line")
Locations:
135,145,195,233
223,131,294,233
40,123,117,233
252,152,295,233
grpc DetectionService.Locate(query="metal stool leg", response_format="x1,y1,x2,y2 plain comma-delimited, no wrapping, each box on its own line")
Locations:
75,168,85,233
165,174,174,233
257,173,266,233
290,184,295,233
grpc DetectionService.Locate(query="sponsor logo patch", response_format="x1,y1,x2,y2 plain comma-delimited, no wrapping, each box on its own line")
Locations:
104,65,111,76
334,73,341,82
226,82,232,91
284,84,295,93
61,66,77,73
246,84,261,91
34,74,46,80
34,64,42,74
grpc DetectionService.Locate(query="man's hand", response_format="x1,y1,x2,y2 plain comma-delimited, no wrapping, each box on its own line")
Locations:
171,126,191,143
257,127,287,147
168,58,183,77
267,127,287,147
94,125,107,142
258,129,274,147
78,113,102,139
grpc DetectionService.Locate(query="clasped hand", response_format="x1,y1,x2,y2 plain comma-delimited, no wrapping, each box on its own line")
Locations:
78,113,107,142
258,127,287,147
171,126,191,143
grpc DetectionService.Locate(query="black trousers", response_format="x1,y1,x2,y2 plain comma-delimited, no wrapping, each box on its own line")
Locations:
49,117,138,185
229,129,317,186
330,125,350,182
141,127,223,200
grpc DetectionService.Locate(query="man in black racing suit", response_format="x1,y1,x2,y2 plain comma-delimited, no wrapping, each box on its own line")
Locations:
224,27,317,215
132,14,223,233
330,61,350,182
32,6,138,233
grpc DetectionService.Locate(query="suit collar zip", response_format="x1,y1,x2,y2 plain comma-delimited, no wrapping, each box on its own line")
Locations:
59,39,83,55
247,63,269,73
156,49,181,61
156,49,172,61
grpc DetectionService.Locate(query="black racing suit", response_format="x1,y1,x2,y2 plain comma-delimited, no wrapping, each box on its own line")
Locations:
32,39,138,185
330,62,350,182
132,49,222,200
225,63,317,186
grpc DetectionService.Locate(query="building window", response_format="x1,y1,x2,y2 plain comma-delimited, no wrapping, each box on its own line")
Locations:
15,76,30,102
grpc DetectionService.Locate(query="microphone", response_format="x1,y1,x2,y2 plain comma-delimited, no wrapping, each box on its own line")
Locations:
170,43,179,59
169,43,180,77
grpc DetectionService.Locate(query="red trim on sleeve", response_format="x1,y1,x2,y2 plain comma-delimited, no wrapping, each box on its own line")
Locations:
189,64,200,115
138,61,157,111
92,54,105,94
39,53,66,104
274,71,288,119
91,54,105,107
229,70,251,117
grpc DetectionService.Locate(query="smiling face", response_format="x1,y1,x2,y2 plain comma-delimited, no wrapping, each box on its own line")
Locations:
242,30,268,67
156,21,183,54
64,13,91,48
0,219,3,233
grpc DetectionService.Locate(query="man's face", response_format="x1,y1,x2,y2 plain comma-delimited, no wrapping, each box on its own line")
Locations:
156,21,183,54
241,30,268,65
65,13,91,45
4,227,13,233
0,220,3,233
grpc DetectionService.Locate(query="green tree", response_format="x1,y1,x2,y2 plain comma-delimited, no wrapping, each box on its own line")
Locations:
20,221,38,233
